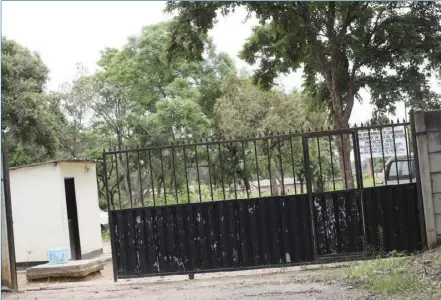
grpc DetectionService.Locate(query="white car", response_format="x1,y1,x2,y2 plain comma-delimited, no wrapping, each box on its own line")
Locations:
378,155,415,185
100,209,109,232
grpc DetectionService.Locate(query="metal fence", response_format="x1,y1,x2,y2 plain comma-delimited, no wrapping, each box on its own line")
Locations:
103,120,423,280
103,120,414,209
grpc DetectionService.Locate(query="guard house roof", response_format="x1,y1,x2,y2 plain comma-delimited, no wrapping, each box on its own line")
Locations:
10,158,100,171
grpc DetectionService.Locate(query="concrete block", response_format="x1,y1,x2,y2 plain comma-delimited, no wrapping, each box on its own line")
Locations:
416,132,436,245
436,214,441,235
427,132,441,153
413,111,426,133
432,173,441,194
434,193,441,214
424,110,441,132
26,257,108,281
429,153,441,173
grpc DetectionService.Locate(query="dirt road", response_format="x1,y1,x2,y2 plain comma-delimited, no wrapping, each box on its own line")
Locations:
4,263,369,300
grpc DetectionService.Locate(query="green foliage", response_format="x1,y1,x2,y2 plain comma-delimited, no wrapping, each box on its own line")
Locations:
90,22,235,150
138,98,212,146
214,77,327,136
344,257,419,295
1,37,66,166
58,64,95,158
166,2,441,189
102,229,110,242
213,76,336,193
87,22,238,204
7,15,407,210
116,181,273,209
154,183,240,206
167,2,441,122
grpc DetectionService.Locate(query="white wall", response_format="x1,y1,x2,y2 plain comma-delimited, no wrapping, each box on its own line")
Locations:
10,164,69,263
59,162,102,256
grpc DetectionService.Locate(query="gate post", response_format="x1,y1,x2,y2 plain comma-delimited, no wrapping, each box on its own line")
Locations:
302,136,318,260
103,151,118,282
410,111,434,249
353,131,368,249
1,153,17,291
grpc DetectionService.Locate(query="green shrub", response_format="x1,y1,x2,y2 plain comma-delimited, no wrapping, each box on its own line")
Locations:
102,229,110,242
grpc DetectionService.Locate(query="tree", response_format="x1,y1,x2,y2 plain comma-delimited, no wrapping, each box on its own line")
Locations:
214,76,325,137
138,98,211,145
1,37,65,166
214,76,331,195
59,64,95,158
80,22,237,207
166,1,441,188
92,22,235,147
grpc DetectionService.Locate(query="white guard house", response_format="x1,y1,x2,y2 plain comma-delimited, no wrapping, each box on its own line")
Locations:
9,159,103,267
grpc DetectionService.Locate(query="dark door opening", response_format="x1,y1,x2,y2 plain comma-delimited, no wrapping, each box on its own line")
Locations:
64,178,82,260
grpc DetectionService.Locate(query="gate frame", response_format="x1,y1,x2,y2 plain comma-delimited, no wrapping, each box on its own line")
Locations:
302,129,368,258
103,121,424,281
103,154,119,282
2,152,18,290
302,136,317,260
410,111,428,251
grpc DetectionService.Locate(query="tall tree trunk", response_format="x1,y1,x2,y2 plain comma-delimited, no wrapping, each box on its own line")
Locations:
117,130,132,206
157,178,163,196
367,158,374,178
168,153,176,197
244,179,251,195
328,45,355,190
263,141,280,197
238,169,251,196
333,117,355,189
326,9,356,190
270,166,279,196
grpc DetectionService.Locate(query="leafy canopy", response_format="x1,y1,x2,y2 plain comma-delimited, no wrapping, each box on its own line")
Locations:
166,1,441,127
1,37,65,166
214,76,327,137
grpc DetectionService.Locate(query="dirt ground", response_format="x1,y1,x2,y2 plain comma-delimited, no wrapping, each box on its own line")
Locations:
4,261,372,300
6,243,440,300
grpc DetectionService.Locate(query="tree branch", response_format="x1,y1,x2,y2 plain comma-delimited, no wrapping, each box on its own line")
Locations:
337,2,369,42
327,1,336,41
343,85,355,122
297,2,330,84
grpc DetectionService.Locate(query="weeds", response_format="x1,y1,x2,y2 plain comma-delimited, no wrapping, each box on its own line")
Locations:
343,257,420,295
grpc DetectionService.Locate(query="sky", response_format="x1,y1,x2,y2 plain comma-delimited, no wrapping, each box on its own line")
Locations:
3,1,437,124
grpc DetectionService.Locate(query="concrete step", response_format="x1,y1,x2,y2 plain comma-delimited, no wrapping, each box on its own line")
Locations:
26,255,111,281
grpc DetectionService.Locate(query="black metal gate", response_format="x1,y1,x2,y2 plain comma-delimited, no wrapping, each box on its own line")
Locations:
303,130,366,258
103,121,423,281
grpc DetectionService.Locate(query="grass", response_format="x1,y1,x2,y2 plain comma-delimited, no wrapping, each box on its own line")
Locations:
343,257,419,296
296,249,441,298
339,247,441,298
361,176,382,188
323,176,381,191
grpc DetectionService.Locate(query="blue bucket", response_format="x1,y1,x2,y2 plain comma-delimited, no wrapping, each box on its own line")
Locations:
47,248,69,265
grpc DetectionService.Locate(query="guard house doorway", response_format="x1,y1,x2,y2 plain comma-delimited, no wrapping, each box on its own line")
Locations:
64,178,82,260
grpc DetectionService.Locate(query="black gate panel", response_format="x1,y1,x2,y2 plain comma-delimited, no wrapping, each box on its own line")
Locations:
104,120,425,281
364,183,422,253
110,194,313,278
313,189,365,256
